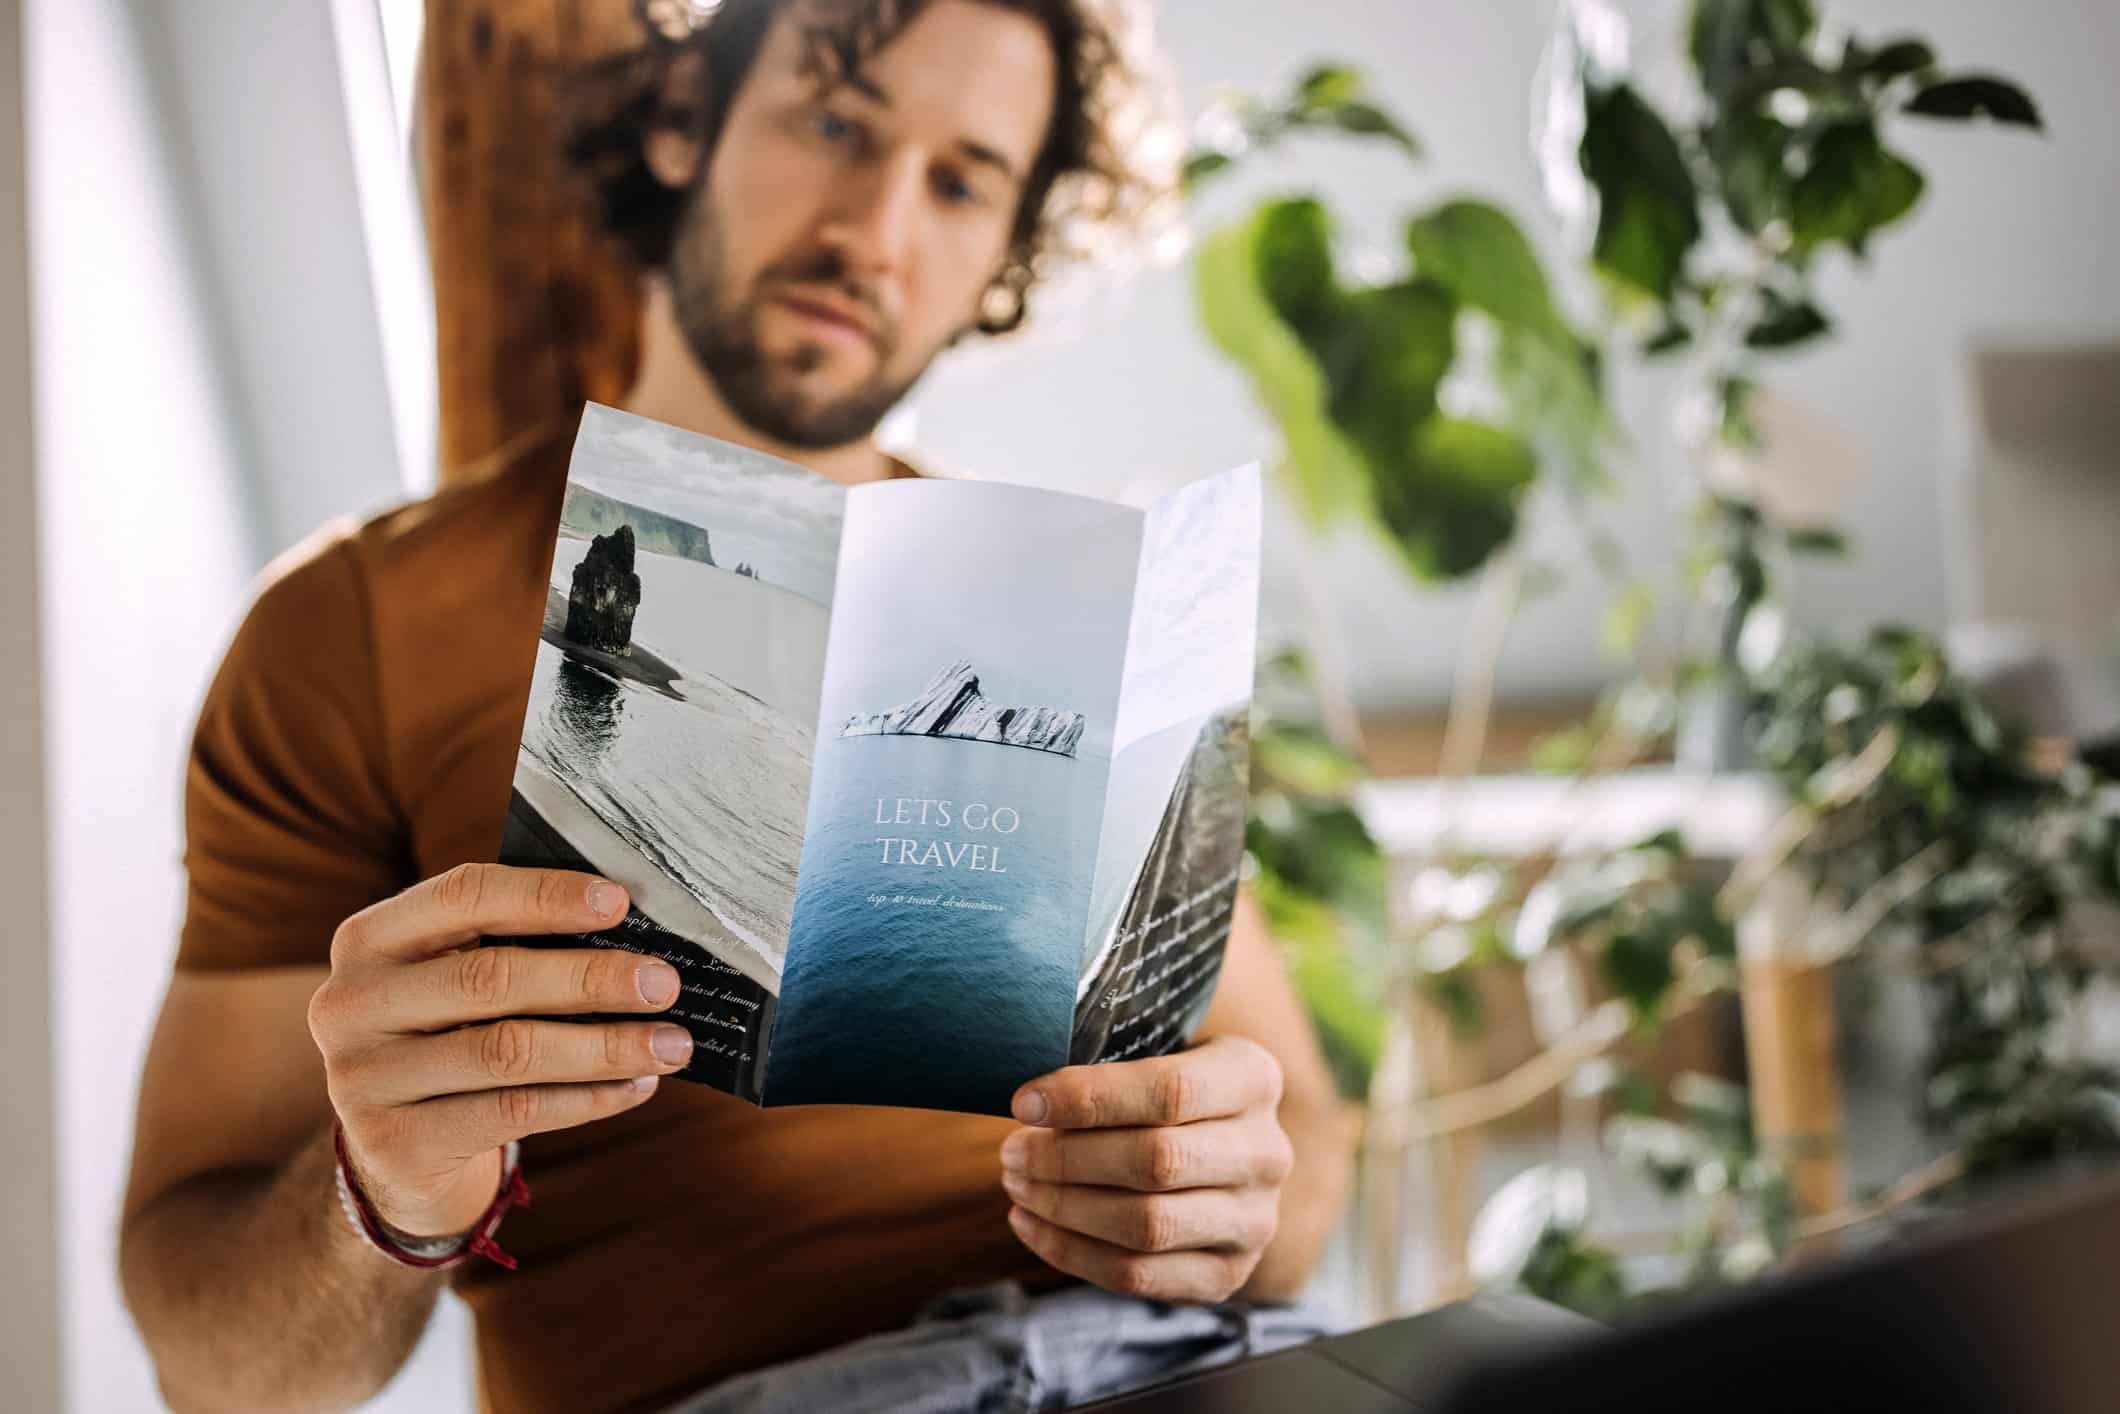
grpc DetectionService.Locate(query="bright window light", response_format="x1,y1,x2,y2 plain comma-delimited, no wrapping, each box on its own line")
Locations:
333,0,436,494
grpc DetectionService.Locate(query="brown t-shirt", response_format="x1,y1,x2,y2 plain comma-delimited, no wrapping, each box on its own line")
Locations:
178,423,1055,1413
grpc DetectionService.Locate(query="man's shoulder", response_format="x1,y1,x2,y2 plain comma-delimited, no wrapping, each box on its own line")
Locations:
246,429,569,635
353,431,569,602
209,428,569,756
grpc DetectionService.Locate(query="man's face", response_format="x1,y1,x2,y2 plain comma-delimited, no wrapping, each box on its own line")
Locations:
665,0,1058,449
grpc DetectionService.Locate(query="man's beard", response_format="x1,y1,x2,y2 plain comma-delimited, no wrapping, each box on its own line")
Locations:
667,191,927,451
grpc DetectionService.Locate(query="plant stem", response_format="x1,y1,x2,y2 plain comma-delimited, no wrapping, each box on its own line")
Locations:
1794,1150,1968,1245
1716,725,1902,919
1816,838,1956,964
1438,550,1525,782
1381,960,1728,1146
1288,510,1370,760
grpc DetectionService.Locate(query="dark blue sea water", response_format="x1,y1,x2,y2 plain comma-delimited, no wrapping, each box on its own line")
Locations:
767,732,1109,1114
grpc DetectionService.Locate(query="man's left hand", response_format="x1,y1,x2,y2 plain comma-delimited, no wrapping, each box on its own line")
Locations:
1000,1034,1292,1303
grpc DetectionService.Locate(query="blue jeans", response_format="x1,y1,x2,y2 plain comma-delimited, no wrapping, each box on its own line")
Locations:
663,1280,1340,1414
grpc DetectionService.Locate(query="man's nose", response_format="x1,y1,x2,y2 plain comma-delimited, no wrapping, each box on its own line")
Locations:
817,149,925,284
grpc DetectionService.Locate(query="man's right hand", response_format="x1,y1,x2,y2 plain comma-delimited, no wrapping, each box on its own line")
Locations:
307,863,693,1240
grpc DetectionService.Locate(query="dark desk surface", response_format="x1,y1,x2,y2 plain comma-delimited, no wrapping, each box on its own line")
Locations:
1068,1293,1603,1412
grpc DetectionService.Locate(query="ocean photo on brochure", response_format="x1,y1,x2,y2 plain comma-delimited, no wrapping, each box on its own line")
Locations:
494,403,1260,1115
764,482,1137,1114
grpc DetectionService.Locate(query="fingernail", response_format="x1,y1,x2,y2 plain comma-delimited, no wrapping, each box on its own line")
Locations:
587,880,624,917
1007,1206,1033,1236
1000,1169,1027,1199
651,1025,694,1066
638,961,680,1006
628,1074,659,1094
1012,1089,1048,1125
999,1131,1029,1172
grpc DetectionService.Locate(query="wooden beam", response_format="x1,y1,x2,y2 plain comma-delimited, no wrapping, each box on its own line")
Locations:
417,0,648,482
1740,871,1847,1218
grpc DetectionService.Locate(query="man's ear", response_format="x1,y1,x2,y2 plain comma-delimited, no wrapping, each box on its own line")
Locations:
643,48,710,190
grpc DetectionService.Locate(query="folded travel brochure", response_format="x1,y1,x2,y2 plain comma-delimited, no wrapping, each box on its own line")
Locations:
493,404,1260,1116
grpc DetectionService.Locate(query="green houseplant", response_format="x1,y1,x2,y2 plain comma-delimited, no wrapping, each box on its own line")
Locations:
1202,2,2120,1315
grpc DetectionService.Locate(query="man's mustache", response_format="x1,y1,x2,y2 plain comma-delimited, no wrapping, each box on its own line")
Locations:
755,252,893,347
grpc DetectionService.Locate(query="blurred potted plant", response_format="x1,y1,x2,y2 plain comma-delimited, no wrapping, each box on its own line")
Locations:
1198,2,2120,1318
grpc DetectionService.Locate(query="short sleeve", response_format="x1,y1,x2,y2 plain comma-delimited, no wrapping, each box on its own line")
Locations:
177,530,412,971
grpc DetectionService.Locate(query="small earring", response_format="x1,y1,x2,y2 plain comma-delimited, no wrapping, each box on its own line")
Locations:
637,0,718,44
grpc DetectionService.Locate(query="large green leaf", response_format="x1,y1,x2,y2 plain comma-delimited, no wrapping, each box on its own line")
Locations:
1905,75,2043,129
1320,279,1458,465
1404,197,1609,497
1580,84,1703,304
1194,208,1369,526
1406,199,1571,345
1707,110,1797,236
1372,417,1539,581
1790,123,1925,257
1254,198,1340,343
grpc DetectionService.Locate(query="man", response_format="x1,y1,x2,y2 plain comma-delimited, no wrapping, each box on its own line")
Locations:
119,2,1352,1410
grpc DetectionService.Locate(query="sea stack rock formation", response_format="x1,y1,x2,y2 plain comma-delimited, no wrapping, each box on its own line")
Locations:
564,525,642,655
842,659,1085,756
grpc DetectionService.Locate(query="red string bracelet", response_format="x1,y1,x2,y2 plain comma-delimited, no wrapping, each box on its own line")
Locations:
332,1122,530,1271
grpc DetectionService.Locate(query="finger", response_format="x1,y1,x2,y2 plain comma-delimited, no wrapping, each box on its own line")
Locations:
364,945,680,1033
337,865,629,963
999,1170,1278,1256
1000,1115,1294,1192
410,1074,662,1156
1012,1035,1281,1131
1006,1206,1254,1304
352,1018,695,1103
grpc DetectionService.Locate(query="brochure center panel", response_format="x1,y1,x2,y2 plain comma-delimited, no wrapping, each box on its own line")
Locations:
765,480,1144,1114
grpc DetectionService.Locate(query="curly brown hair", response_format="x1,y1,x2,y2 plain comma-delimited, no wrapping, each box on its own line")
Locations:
566,0,1178,336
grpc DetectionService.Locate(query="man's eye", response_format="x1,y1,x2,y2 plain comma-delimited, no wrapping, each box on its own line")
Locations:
934,170,982,207
809,109,859,146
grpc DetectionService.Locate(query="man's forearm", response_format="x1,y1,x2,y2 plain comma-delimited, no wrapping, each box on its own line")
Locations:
121,1122,448,1413
1243,1096,1355,1303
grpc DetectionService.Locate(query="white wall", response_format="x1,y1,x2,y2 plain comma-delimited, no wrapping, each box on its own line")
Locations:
26,0,465,1407
909,0,2120,711
28,0,257,1403
127,0,409,546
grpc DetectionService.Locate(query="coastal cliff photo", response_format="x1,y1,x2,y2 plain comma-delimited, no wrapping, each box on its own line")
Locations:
498,407,848,1095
